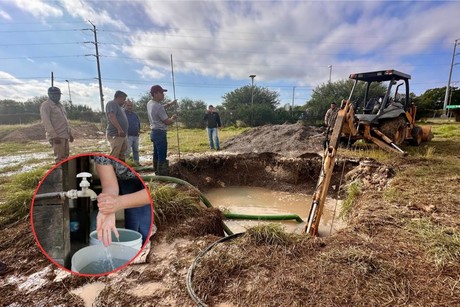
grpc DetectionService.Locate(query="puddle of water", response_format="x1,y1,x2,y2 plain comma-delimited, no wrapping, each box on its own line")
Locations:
0,153,51,176
71,282,106,307
205,186,346,236
0,153,50,169
17,265,51,293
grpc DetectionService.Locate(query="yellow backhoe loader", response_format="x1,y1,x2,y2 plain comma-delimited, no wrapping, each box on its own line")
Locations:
304,69,432,236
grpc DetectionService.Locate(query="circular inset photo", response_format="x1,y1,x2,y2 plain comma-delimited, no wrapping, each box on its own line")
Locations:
30,153,154,276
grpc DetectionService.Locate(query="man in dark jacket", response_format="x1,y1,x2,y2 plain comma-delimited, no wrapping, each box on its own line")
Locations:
203,105,222,150
124,100,141,166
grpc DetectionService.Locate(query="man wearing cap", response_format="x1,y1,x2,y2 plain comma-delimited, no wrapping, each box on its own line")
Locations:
324,102,338,128
146,85,177,175
106,90,129,161
40,86,74,163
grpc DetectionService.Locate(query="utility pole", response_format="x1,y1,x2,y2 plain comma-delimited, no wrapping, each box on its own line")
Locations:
249,74,256,127
65,80,72,106
328,65,332,83
443,39,460,115
88,21,104,114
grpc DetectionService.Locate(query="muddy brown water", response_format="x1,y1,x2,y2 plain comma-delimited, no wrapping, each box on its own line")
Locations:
205,186,346,236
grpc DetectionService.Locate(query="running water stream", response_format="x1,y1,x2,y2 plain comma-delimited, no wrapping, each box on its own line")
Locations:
104,247,115,272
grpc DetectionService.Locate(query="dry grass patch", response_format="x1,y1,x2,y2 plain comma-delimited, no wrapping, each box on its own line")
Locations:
0,167,47,228
406,218,460,268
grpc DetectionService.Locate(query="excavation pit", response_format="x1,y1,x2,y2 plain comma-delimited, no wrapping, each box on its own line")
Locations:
169,152,361,236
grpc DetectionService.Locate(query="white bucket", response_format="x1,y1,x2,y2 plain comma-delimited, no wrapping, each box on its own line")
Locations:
71,244,138,275
89,228,142,251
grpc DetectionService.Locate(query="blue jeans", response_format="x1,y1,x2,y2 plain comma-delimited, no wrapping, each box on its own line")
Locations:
207,127,220,149
150,129,167,162
119,178,152,244
126,136,140,163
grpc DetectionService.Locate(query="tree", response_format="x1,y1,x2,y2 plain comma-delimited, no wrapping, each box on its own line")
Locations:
222,85,281,126
0,99,23,114
65,104,101,122
413,86,460,118
23,96,47,113
178,98,207,128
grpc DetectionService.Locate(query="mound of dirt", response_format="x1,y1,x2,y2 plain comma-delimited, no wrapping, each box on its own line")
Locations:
222,123,325,155
1,123,105,143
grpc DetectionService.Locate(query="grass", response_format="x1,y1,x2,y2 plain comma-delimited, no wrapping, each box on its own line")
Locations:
245,224,294,246
385,130,460,206
0,141,50,156
148,183,203,225
406,218,460,268
0,167,48,227
432,124,460,138
339,141,395,162
139,127,248,154
339,181,362,220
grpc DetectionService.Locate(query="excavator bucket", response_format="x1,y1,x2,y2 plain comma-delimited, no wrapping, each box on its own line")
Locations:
420,125,433,142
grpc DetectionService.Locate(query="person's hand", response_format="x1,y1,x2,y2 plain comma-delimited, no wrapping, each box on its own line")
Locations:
171,114,177,121
69,134,74,142
96,212,119,247
53,138,62,144
97,193,121,215
117,130,126,137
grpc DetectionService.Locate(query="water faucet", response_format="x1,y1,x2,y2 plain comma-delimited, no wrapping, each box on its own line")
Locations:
35,172,98,201
76,172,97,201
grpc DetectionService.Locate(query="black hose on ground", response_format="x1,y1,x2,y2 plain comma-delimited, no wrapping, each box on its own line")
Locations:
186,233,244,306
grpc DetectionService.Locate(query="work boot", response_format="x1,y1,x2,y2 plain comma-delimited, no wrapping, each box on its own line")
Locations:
157,160,169,176
153,160,158,173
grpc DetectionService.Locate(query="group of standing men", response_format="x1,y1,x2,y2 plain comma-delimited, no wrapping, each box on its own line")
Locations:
40,84,179,176
105,90,141,165
104,85,177,176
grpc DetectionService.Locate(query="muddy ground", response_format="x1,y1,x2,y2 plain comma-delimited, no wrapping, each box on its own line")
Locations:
0,122,459,306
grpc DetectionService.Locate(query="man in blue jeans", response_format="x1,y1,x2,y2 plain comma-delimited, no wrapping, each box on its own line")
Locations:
203,105,222,150
124,100,141,166
146,85,177,175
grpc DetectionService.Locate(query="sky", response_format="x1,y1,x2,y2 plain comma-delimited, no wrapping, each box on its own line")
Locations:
0,0,460,112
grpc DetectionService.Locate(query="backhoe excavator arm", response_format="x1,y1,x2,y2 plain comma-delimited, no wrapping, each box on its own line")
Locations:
303,99,354,236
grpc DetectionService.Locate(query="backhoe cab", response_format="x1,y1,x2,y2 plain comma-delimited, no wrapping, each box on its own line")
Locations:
341,69,432,154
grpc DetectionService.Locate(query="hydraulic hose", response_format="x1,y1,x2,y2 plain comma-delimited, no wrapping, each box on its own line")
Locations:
186,232,244,307
224,212,304,223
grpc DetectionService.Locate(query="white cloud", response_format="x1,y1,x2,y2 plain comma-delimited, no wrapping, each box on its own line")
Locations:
122,0,460,87
13,0,63,18
136,66,165,80
0,10,12,20
2,0,460,104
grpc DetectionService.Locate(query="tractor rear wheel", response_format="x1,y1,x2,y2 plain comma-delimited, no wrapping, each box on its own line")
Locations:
379,117,407,145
